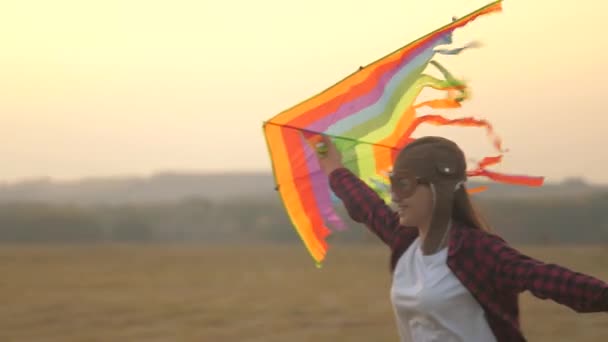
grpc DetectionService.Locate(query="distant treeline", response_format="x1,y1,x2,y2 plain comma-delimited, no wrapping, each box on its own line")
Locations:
0,193,607,245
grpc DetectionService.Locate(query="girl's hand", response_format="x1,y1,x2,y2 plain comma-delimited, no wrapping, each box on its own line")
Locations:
316,135,344,175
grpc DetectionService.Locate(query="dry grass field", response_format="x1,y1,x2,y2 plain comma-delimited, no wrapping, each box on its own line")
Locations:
0,243,607,341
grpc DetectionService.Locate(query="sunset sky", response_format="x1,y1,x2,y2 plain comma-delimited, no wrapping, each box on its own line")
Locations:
1,0,607,184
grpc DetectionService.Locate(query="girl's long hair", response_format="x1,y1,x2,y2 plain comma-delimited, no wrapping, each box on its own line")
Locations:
452,186,491,232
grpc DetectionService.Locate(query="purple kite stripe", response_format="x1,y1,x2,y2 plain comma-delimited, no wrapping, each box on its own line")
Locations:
299,133,346,231
303,31,452,133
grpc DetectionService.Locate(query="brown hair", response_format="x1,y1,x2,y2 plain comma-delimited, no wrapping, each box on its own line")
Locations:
452,186,492,232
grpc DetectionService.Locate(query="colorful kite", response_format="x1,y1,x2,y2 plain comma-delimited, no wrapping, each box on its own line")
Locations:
263,0,543,266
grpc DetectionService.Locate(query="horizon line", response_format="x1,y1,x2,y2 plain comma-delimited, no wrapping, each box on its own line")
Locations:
0,168,604,187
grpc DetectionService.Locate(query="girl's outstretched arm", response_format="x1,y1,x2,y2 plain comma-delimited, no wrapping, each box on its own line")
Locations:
315,135,411,246
486,234,608,313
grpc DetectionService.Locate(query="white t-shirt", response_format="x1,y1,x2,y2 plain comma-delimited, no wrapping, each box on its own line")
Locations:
390,237,497,342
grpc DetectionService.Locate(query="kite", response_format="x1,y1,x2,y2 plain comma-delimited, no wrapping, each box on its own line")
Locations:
262,0,543,266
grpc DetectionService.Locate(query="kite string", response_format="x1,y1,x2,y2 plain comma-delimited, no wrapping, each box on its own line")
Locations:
263,121,401,151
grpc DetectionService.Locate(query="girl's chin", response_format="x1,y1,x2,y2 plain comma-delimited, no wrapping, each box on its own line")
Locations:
399,213,419,227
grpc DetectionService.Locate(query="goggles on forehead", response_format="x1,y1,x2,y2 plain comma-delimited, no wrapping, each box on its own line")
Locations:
388,170,429,199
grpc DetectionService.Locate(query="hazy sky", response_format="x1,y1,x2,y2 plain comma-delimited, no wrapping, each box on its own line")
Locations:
1,0,607,184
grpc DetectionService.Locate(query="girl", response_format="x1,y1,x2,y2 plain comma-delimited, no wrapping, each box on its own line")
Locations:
316,135,607,342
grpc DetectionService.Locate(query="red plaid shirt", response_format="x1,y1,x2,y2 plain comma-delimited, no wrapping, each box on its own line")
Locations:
329,168,608,342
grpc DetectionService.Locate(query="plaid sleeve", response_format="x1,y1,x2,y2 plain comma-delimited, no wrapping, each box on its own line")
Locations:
328,167,400,246
486,235,608,313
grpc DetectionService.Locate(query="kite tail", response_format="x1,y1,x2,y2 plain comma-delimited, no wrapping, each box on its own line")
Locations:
413,61,469,110
401,114,544,188
399,114,505,153
386,59,543,193
468,168,545,187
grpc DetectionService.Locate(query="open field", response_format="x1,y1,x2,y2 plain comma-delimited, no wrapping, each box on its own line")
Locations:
0,243,607,341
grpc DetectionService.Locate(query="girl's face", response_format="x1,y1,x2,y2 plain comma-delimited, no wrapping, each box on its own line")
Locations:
390,170,435,227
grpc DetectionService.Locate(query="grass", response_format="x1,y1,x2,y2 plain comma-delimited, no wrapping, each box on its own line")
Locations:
0,243,606,341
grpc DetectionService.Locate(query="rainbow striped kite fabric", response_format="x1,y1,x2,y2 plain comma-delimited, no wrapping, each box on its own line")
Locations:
263,0,543,266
